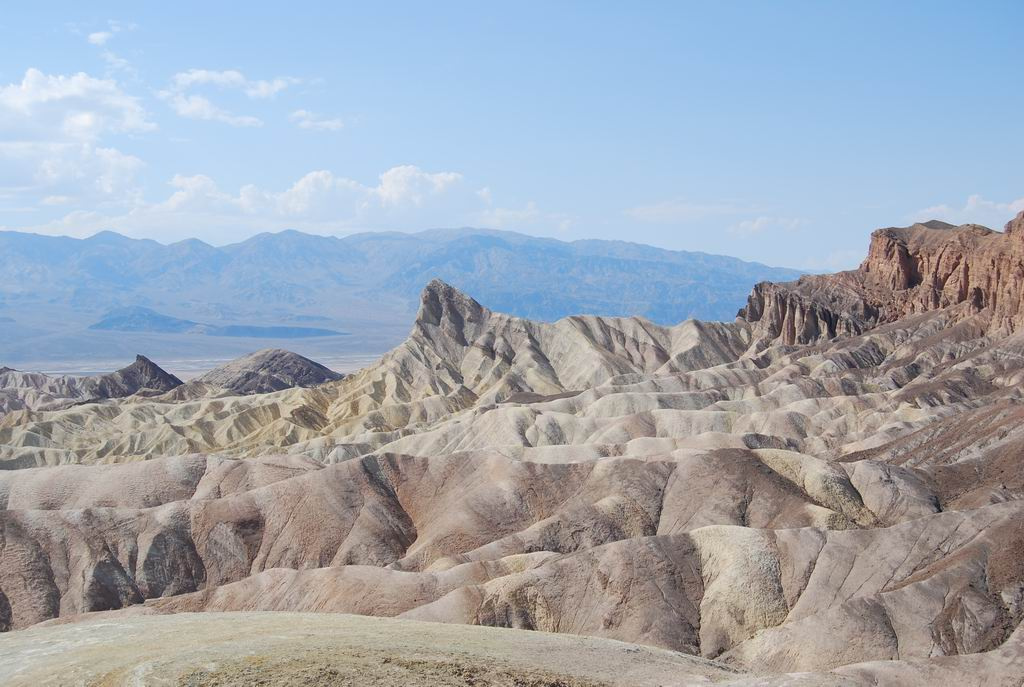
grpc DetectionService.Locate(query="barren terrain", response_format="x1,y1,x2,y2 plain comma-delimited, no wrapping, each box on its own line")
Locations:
2,214,1024,684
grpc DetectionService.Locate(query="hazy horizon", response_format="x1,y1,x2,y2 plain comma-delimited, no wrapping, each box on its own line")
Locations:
0,223,818,268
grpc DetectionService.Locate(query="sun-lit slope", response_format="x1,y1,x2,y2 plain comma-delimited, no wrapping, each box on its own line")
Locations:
2,295,1014,469
0,279,752,466
0,447,911,631
0,448,1018,670
0,355,181,418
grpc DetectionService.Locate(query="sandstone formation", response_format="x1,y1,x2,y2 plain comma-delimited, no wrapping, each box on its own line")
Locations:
2,214,1024,683
0,354,181,417
190,347,343,394
742,212,1024,345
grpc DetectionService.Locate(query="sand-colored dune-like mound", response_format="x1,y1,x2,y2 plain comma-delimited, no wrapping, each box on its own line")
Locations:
2,214,1024,683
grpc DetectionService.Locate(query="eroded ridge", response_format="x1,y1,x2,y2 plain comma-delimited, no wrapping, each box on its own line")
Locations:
2,214,1024,682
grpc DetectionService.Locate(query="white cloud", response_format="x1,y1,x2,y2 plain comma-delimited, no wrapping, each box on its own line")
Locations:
375,165,462,207
41,195,72,206
911,194,1024,230
159,69,298,127
0,141,143,201
169,69,296,99
161,92,262,127
798,248,864,272
9,165,481,243
729,216,805,236
480,201,540,227
82,21,137,76
0,69,152,203
99,50,134,76
83,20,134,45
0,68,153,140
479,200,573,234
88,31,113,46
625,199,751,223
626,199,804,240
244,78,294,99
289,109,343,131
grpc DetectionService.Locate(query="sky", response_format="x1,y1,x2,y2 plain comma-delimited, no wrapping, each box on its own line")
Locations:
0,2,1021,269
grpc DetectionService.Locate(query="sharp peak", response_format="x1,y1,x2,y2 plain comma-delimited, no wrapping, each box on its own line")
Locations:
120,355,184,386
416,279,490,328
126,354,172,374
422,278,478,301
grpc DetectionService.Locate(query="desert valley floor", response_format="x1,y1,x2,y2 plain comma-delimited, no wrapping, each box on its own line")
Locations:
2,215,1024,685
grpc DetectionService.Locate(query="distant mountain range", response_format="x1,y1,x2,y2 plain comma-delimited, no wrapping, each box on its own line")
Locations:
0,227,801,369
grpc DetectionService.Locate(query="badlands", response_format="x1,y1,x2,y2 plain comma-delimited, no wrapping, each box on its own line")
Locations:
2,214,1024,685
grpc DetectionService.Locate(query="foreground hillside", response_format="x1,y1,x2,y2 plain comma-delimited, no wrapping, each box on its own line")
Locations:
0,227,800,366
2,612,1020,687
1,214,1024,683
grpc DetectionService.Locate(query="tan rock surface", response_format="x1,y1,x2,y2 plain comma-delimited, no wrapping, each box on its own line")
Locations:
2,216,1024,682
0,354,181,418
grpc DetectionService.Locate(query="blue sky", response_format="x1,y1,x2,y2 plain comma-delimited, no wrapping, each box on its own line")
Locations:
0,2,1021,269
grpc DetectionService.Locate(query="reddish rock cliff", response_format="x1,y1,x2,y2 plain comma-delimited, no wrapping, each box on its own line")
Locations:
741,211,1024,345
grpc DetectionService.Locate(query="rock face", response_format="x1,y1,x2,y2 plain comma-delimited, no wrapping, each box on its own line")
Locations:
741,211,1024,345
0,355,181,417
93,354,184,397
2,215,1024,683
191,348,343,395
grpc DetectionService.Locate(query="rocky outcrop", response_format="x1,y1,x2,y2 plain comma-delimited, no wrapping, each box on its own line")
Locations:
741,211,1024,345
191,349,342,395
739,278,872,346
90,354,184,398
861,213,1024,335
0,355,181,417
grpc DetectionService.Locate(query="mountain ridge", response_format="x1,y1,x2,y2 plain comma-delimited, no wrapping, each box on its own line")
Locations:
0,226,803,366
0,354,183,417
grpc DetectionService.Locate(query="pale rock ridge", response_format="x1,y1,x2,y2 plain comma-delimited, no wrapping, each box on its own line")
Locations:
191,348,343,395
0,354,182,417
